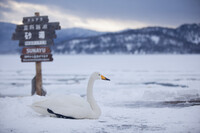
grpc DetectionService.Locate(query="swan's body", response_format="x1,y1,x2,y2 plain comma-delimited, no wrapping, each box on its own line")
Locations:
31,72,110,119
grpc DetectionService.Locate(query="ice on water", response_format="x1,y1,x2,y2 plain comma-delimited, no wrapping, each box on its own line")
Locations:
0,55,200,133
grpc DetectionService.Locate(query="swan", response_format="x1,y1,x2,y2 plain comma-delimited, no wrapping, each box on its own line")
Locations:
31,72,110,119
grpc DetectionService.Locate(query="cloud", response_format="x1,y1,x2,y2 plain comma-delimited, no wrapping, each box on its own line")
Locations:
1,0,199,32
0,0,147,31
74,18,147,32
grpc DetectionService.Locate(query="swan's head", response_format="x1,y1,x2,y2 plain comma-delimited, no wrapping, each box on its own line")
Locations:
92,72,110,81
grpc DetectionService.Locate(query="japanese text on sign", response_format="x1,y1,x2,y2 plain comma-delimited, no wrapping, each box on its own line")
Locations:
24,31,45,40
23,16,49,24
24,24,48,31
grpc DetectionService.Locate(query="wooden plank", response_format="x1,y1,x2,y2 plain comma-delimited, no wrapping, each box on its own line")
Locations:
15,23,60,32
21,54,53,62
23,16,49,24
22,47,51,54
21,57,53,62
12,30,56,40
19,39,54,46
48,22,61,30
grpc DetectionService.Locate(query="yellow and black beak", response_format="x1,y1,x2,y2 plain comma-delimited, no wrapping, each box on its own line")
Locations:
101,75,110,81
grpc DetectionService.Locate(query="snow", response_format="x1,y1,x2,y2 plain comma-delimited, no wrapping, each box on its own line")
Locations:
126,44,132,51
191,34,200,44
56,45,65,50
100,37,111,43
125,35,135,41
0,55,200,133
151,36,160,44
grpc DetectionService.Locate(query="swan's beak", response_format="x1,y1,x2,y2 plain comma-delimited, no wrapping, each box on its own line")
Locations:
101,75,110,81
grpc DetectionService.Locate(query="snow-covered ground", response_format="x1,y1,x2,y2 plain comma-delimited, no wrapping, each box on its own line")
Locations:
0,55,200,133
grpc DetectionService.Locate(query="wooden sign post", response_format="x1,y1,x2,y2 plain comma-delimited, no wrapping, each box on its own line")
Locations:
35,12,42,96
12,12,61,96
36,61,42,95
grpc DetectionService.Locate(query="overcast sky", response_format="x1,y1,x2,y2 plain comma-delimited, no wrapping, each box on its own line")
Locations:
0,0,200,31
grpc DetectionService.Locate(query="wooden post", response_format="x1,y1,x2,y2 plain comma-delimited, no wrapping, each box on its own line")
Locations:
35,62,42,95
35,12,40,17
35,12,42,96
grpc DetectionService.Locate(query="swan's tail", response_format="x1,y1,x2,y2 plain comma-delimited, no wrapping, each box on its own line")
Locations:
30,103,52,116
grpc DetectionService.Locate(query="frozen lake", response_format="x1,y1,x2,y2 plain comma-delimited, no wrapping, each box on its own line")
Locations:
0,55,200,133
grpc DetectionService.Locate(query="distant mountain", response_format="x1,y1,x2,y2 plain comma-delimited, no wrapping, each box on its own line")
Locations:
56,27,102,42
0,22,200,54
0,22,102,54
0,22,20,54
53,23,200,54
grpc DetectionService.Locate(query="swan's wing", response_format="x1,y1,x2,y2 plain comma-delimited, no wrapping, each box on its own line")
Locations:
48,102,93,119
31,95,93,119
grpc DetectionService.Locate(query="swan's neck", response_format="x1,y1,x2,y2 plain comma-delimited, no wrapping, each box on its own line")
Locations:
87,77,101,118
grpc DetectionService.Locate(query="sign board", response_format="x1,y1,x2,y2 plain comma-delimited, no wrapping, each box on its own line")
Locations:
21,54,53,62
23,16,49,24
12,13,60,63
19,39,54,46
12,12,61,96
22,47,51,54
12,30,56,41
15,22,60,32
12,19,60,47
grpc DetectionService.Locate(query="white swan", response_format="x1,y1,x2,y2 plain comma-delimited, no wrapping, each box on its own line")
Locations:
31,72,110,119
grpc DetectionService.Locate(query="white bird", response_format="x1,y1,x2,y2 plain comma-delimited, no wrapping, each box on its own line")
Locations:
31,72,110,119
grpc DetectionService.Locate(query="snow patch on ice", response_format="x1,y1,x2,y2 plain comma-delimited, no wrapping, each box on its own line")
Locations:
0,55,200,133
